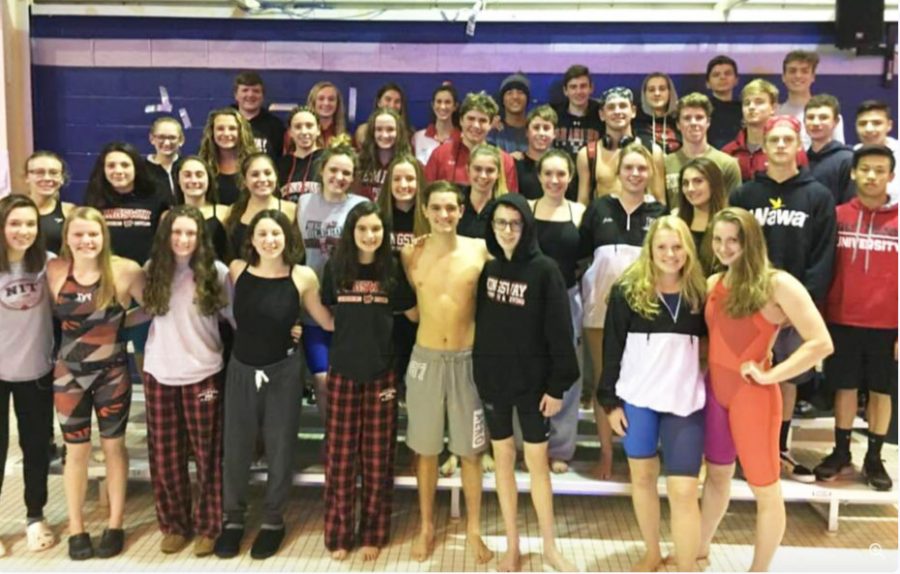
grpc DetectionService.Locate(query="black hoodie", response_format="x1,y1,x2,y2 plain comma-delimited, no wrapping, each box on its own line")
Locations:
807,140,855,205
473,194,579,402
232,104,286,161
730,170,837,302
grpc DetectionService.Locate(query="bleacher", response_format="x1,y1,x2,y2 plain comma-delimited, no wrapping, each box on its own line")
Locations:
6,384,895,534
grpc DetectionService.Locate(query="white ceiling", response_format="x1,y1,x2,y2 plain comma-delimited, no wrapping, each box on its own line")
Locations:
27,0,900,23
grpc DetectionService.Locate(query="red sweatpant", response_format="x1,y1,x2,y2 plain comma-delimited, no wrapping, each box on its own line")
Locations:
144,372,224,538
324,370,397,551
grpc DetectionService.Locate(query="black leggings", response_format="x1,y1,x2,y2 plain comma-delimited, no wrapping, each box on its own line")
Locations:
0,373,54,520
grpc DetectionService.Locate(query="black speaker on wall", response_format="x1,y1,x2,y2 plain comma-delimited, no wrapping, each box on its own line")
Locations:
835,0,885,48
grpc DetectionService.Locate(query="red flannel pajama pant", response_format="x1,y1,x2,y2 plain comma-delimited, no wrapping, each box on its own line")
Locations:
143,371,224,539
324,369,398,552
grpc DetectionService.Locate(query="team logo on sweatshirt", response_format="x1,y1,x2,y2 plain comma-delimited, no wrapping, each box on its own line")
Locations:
486,276,527,306
304,220,342,256
391,232,417,249
103,208,152,229
837,230,898,253
0,278,43,310
337,280,388,304
749,197,809,228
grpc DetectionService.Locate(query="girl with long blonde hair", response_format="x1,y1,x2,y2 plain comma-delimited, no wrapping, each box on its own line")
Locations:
46,207,144,560
198,108,259,205
307,81,347,147
697,207,833,571
458,143,509,239
579,141,667,480
599,215,707,572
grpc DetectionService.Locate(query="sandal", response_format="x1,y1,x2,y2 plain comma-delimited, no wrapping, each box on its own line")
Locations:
68,533,93,561
95,528,124,558
27,520,56,552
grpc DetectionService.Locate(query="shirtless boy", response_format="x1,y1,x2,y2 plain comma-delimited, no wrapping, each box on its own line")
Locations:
401,181,494,564
576,87,666,206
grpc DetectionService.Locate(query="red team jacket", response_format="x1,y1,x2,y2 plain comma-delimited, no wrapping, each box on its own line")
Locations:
722,129,809,181
424,138,519,192
825,197,898,329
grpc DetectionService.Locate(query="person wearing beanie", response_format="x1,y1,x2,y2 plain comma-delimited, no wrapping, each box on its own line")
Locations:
490,72,531,154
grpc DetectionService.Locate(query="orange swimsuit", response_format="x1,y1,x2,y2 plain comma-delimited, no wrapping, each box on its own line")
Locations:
705,280,782,487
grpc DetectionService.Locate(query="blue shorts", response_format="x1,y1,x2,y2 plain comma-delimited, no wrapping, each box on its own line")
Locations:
621,402,704,477
302,324,332,375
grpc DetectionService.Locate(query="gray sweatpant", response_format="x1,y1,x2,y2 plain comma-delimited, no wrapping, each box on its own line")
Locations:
223,351,303,526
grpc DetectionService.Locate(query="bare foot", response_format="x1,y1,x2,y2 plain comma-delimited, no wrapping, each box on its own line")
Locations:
482,452,495,474
550,459,569,474
594,450,613,480
497,548,521,572
360,545,380,561
440,454,459,477
410,527,435,562
544,546,578,572
331,549,348,561
630,550,663,572
466,533,494,564
663,550,708,566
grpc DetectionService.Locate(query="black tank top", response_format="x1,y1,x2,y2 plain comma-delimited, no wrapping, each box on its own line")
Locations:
532,199,580,288
39,200,65,255
690,229,705,254
217,173,240,206
232,265,301,366
391,205,416,252
205,204,229,262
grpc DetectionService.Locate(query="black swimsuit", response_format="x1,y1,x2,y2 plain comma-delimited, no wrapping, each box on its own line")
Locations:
532,199,580,288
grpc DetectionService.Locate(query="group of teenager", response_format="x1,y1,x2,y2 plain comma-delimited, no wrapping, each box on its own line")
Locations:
0,47,896,572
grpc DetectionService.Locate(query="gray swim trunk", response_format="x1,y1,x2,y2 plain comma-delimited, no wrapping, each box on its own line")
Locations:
404,345,488,457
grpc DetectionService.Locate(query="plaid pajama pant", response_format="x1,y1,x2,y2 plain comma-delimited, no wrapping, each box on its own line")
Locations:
144,372,224,539
324,369,398,552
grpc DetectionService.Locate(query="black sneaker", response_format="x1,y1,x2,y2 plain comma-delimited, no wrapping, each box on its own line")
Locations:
814,451,854,482
95,528,124,558
68,533,93,560
863,456,893,491
250,526,285,560
780,451,816,483
214,526,244,559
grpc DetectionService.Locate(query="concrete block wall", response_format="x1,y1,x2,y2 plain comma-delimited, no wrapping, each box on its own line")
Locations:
29,17,898,202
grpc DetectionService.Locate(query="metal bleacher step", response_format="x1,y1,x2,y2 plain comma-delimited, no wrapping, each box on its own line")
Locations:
5,384,894,534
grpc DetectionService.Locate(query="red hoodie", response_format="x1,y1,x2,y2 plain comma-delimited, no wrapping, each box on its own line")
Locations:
825,197,898,329
722,129,809,181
